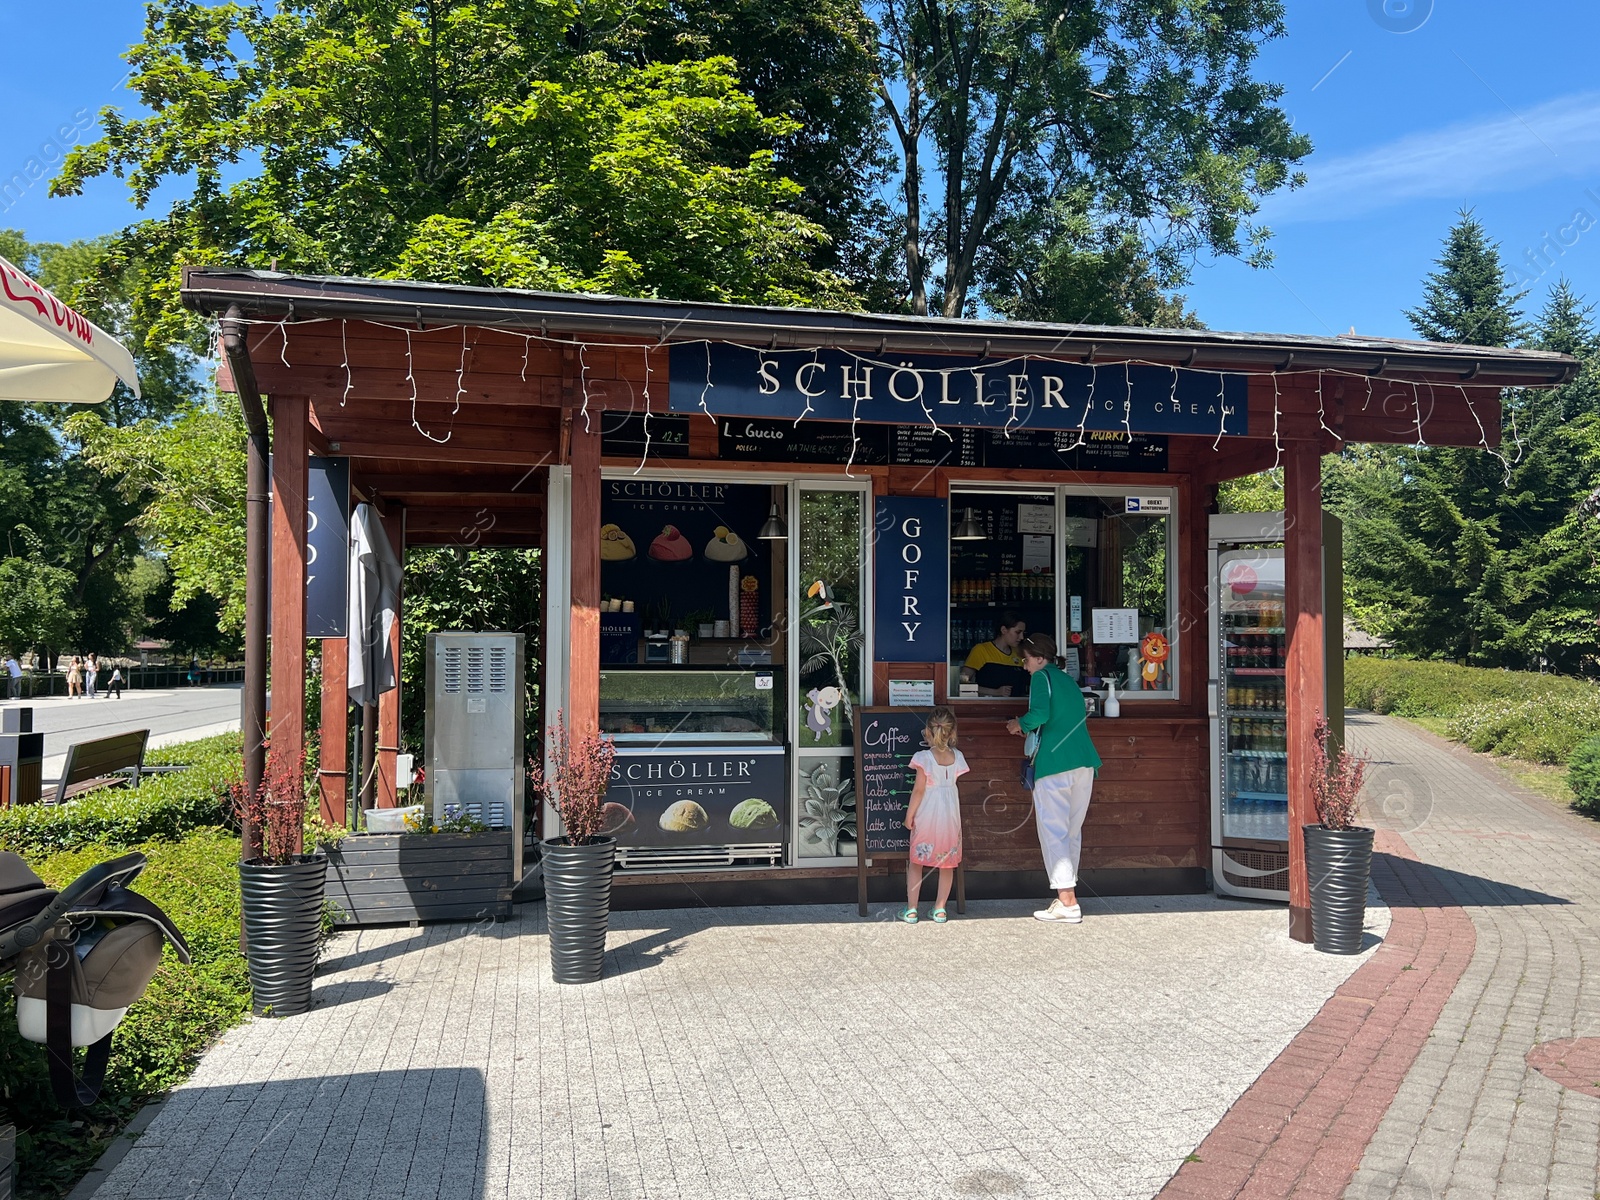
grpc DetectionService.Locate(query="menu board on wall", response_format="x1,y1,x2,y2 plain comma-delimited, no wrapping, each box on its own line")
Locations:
702,415,1166,471
718,418,888,464
983,429,1169,472
889,425,983,467
600,412,691,458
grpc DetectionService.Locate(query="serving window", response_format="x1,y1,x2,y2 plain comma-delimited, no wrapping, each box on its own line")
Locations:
948,485,1178,699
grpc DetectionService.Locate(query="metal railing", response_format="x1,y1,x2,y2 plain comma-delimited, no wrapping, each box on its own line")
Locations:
7,667,245,699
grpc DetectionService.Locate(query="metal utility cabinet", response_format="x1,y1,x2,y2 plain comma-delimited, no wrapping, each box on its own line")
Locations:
424,632,526,884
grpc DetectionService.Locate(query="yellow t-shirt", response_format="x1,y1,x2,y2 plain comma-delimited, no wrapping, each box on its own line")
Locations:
963,641,1022,673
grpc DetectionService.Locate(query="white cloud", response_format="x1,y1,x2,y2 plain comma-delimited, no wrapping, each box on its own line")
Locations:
1262,91,1600,223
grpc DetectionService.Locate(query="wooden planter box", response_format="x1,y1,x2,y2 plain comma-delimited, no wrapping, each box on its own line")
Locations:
324,831,515,927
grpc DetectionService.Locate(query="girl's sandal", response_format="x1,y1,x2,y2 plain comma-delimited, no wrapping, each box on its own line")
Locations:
930,908,948,924
898,907,919,924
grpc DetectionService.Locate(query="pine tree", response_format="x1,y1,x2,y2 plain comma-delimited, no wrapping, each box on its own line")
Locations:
1405,209,1528,347
1332,212,1527,665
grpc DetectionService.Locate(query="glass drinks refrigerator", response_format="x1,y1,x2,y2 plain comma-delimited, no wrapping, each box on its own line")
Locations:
1207,513,1343,902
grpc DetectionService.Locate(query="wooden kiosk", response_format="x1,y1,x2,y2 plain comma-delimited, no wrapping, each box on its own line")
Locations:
183,267,1577,939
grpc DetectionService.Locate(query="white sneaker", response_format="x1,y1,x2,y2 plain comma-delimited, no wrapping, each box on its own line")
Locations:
1033,899,1082,923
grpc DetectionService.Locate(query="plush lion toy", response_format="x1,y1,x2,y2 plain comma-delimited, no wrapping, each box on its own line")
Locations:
1138,631,1170,690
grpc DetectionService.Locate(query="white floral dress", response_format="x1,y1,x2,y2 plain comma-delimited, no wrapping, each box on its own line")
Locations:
908,749,967,868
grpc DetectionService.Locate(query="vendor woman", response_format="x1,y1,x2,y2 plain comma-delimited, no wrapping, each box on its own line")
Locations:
960,611,1028,696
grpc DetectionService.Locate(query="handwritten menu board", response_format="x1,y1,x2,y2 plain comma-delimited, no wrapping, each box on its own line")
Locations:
600,412,691,458
854,707,929,856
718,417,890,464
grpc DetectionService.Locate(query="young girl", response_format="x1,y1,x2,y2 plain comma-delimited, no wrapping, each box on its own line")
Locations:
901,707,967,924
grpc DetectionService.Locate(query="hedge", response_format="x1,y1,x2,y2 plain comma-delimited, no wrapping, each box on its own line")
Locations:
1345,658,1600,766
0,733,240,858
0,734,250,1199
0,828,250,1198
1343,657,1598,719
1571,736,1600,818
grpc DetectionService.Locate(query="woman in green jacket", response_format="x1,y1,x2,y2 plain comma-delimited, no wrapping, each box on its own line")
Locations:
1006,633,1102,924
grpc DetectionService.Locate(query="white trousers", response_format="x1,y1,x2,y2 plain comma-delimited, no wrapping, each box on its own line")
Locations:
1033,767,1094,890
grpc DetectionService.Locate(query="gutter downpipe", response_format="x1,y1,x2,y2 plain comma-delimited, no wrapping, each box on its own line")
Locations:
222,305,269,862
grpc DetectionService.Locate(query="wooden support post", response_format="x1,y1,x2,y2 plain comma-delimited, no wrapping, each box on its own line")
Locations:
569,413,602,737
376,505,405,807
318,636,349,826
1284,436,1324,943
242,425,270,861
269,394,310,855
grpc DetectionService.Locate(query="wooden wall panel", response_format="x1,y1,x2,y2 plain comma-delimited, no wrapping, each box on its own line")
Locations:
948,711,1207,871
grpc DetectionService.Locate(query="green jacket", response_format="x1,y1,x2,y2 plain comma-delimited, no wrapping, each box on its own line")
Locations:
1017,664,1102,780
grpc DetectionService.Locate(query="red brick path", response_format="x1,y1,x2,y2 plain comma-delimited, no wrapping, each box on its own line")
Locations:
1157,829,1475,1199
1526,1038,1600,1101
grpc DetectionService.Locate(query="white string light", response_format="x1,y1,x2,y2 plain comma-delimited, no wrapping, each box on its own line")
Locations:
634,345,654,476
578,341,593,434
404,328,451,444
340,320,353,407
224,313,1552,474
453,325,469,412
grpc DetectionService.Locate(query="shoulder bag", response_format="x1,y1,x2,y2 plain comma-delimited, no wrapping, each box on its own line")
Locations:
1020,669,1053,790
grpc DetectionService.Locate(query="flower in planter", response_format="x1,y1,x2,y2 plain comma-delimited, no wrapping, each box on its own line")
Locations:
1311,713,1372,830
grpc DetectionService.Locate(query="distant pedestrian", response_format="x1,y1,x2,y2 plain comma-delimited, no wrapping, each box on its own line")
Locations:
4,655,20,700
108,666,123,699
67,656,83,698
85,653,99,699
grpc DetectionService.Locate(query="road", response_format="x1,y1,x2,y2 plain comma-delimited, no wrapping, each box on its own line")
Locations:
1,685,242,783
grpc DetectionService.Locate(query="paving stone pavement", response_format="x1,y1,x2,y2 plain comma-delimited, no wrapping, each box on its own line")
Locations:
1342,713,1600,1200
89,893,1386,1200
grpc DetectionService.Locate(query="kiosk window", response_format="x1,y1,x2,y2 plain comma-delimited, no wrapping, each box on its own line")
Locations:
948,487,1177,698
1062,494,1173,692
949,489,1055,698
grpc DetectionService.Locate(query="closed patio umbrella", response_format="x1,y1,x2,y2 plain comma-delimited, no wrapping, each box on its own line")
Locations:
1,256,140,403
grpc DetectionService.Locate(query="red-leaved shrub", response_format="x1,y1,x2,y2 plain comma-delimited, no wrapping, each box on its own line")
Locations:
1311,713,1370,831
528,711,617,844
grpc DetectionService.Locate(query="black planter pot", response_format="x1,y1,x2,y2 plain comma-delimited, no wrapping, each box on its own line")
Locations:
239,854,327,1015
542,837,615,984
1302,825,1375,955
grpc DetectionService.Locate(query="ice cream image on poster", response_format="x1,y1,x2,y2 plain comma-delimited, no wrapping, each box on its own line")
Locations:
648,525,692,561
729,799,779,830
600,524,636,560
598,802,636,836
704,526,748,562
659,800,709,832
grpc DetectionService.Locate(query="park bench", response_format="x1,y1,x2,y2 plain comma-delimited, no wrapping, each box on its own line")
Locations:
54,730,151,804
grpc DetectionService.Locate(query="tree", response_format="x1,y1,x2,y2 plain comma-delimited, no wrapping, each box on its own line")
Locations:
0,556,80,661
1405,209,1529,347
53,1,860,346
0,230,202,654
1329,214,1600,673
66,398,247,635
870,0,1309,317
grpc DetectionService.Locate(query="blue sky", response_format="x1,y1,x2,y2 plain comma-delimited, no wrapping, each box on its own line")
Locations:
3,0,1599,342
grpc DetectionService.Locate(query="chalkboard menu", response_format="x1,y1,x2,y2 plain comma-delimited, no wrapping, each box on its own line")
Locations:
601,412,691,458
853,707,930,856
718,418,889,464
890,425,983,468
983,429,1169,471
709,416,1166,472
